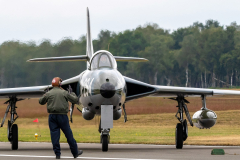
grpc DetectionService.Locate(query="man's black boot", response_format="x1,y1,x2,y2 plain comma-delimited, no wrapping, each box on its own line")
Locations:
56,155,60,159
74,150,83,158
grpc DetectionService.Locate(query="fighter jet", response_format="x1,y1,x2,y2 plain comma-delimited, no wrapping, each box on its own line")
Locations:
0,8,240,151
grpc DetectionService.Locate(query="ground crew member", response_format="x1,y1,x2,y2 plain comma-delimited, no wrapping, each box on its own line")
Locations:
39,77,83,159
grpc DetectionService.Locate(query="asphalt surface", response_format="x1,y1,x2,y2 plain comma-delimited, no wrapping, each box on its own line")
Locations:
0,142,239,160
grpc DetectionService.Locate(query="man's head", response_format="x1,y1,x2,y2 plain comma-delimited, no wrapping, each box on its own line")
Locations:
52,77,62,87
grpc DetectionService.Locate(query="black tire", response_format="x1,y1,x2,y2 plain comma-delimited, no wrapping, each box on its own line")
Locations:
102,135,108,152
183,119,188,141
7,121,12,142
11,124,18,150
175,123,183,149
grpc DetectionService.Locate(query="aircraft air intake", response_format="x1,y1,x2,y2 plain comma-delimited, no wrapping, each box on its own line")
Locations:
100,83,116,98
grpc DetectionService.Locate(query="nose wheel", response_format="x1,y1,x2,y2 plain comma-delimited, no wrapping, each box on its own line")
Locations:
101,134,109,152
99,118,110,152
100,130,110,152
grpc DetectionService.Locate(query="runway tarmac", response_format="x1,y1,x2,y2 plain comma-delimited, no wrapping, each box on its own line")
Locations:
0,142,239,160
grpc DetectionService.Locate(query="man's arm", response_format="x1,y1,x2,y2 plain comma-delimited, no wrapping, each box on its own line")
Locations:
39,93,49,105
66,92,79,104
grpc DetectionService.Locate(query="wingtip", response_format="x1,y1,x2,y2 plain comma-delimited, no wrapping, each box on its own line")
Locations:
27,59,36,62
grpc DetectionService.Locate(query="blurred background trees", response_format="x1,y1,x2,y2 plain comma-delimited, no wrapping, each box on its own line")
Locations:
1,20,240,88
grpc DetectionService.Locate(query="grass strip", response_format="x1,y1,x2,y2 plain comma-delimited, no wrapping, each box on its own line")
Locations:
0,110,239,145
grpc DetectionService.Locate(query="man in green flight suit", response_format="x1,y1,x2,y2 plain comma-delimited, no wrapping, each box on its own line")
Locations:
39,77,83,159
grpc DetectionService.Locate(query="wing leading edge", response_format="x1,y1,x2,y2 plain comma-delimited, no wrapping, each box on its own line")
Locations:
27,55,88,62
124,76,240,102
0,86,47,99
0,75,81,99
27,55,147,62
153,85,240,96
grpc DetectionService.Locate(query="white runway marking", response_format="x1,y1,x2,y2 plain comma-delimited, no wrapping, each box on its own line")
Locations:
0,154,170,160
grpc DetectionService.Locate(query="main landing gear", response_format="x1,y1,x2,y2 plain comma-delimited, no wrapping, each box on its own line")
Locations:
170,95,193,149
1,96,22,150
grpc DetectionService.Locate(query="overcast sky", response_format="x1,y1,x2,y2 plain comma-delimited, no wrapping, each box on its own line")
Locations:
0,0,240,44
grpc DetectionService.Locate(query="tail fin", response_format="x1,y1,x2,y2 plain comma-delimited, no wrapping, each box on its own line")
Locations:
86,8,94,67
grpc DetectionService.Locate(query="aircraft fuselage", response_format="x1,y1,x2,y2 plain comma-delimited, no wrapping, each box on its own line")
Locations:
78,51,126,120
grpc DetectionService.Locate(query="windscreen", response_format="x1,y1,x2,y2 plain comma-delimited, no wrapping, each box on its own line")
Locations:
99,54,111,68
91,54,100,69
90,52,117,70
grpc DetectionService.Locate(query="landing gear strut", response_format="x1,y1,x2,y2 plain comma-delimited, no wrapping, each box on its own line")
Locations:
98,118,110,151
170,95,193,149
70,103,74,123
1,96,22,150
122,104,128,123
99,118,110,152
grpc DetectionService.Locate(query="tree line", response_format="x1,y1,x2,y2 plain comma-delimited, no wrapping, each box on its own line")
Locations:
1,20,240,88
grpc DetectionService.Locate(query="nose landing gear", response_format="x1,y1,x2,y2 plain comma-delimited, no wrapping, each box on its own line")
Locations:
98,119,110,152
99,105,113,152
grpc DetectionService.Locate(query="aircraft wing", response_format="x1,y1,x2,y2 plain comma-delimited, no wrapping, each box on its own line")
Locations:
114,56,148,62
27,55,88,62
0,86,48,99
27,55,148,62
124,76,156,101
153,85,240,96
0,75,81,99
124,76,240,101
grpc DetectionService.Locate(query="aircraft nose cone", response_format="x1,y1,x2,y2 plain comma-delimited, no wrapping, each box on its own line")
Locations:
100,83,115,98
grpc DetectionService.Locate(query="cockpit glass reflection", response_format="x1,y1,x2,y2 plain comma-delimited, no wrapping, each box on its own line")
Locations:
90,52,117,70
99,54,111,68
109,55,117,69
91,54,100,69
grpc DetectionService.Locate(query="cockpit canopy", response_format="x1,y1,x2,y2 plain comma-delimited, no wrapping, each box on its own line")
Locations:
90,51,117,70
